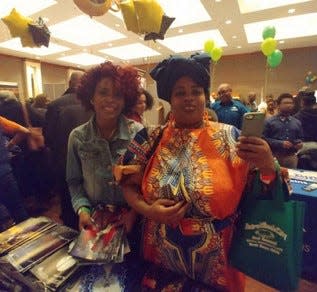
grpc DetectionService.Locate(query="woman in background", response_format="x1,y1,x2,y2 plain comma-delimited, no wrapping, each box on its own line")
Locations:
125,88,154,125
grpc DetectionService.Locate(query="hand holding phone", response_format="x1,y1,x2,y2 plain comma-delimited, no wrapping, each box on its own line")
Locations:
240,112,265,137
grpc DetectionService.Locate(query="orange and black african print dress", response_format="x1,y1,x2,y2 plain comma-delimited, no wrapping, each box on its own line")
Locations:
122,121,249,291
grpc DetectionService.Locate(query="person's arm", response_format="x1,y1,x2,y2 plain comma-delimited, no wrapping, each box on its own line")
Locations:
294,120,304,150
121,173,189,226
66,130,92,230
43,103,58,149
262,119,285,151
0,116,30,148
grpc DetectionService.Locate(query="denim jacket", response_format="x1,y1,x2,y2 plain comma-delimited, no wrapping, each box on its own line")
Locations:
66,115,143,213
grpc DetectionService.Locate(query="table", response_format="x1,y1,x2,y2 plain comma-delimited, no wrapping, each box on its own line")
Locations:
288,168,317,282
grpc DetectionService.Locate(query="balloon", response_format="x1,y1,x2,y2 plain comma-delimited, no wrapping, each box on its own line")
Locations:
73,0,113,17
267,49,283,68
210,47,223,62
29,17,51,47
134,0,164,34
144,15,175,41
305,71,317,84
261,37,277,56
120,0,139,34
262,26,276,39
1,8,36,48
204,39,215,54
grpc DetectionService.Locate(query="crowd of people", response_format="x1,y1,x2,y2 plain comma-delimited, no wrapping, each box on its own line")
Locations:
0,52,316,291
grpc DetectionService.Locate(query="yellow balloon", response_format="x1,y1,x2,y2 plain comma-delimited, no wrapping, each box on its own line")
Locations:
73,0,112,17
211,47,223,62
120,0,139,34
261,37,277,56
2,8,33,38
204,39,215,55
133,0,164,34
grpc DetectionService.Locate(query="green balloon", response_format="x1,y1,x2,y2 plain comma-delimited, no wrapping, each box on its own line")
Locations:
261,37,277,56
267,49,283,68
204,39,215,54
262,26,276,40
211,47,222,62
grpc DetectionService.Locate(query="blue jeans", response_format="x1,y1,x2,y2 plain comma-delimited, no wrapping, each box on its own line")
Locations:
0,172,29,223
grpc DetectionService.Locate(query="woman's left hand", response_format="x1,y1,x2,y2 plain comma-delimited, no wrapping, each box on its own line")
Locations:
113,209,137,233
236,136,275,174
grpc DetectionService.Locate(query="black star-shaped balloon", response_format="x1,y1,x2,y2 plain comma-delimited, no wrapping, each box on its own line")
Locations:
28,17,51,47
144,15,175,41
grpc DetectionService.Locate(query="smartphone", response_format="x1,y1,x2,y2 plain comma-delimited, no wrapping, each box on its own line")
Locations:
241,112,265,137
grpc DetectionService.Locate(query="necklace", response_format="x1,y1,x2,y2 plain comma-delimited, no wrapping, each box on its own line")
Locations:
97,125,118,140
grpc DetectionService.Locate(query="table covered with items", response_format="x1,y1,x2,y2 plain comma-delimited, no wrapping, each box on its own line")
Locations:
0,215,216,292
288,168,317,282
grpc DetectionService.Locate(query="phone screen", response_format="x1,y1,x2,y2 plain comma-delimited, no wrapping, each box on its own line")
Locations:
241,112,265,137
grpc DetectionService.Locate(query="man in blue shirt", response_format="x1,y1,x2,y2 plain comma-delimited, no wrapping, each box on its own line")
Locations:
211,83,249,129
263,93,303,168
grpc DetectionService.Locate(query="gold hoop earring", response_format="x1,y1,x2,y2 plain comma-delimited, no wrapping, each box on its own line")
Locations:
203,110,209,122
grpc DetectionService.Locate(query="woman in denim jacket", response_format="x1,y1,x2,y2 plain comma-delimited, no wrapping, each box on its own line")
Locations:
66,62,143,232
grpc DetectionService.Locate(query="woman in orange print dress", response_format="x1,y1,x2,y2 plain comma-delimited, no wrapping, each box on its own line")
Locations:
118,53,276,291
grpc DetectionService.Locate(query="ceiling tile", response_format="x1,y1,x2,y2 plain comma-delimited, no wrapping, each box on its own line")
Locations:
0,38,70,56
100,43,160,60
49,15,126,46
158,30,227,53
0,0,57,18
58,53,106,66
244,13,317,43
158,0,211,27
238,0,312,14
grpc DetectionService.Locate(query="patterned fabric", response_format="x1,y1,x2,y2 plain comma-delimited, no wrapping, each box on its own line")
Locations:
121,120,249,291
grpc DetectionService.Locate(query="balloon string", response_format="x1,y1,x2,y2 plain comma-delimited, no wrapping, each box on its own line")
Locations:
264,63,269,98
211,61,217,94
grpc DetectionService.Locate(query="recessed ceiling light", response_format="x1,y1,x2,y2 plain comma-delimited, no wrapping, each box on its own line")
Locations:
215,0,222,2
0,38,70,56
232,35,237,39
238,0,310,14
0,0,57,17
288,8,296,13
225,20,232,24
158,29,227,53
158,0,211,28
244,13,317,43
279,40,285,43
237,46,242,49
49,15,126,46
58,53,106,66
100,43,160,60
178,28,184,33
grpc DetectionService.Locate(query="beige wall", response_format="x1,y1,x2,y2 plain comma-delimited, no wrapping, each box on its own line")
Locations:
1,46,316,104
0,54,75,101
136,46,317,104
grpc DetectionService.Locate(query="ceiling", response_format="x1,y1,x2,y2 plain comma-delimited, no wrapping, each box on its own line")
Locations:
0,0,316,69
